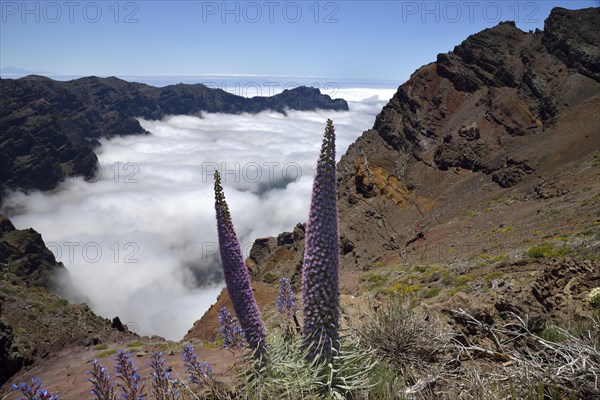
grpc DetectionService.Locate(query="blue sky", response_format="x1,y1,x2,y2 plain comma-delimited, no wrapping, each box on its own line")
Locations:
1,0,598,85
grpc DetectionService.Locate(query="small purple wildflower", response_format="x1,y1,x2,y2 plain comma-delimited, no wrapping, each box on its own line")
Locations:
181,345,213,387
11,378,60,400
214,171,267,358
218,306,245,350
148,351,180,400
277,277,296,329
87,358,115,400
302,119,340,361
114,350,146,400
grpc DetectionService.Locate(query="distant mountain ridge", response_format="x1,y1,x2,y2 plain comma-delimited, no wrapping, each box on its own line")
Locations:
0,76,348,201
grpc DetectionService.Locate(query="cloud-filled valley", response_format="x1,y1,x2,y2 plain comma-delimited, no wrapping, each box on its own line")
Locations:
1,88,395,340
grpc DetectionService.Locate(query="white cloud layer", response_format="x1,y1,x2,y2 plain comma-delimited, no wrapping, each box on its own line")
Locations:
1,88,394,340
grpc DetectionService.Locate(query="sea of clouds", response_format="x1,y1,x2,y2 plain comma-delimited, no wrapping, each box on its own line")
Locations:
1,87,396,340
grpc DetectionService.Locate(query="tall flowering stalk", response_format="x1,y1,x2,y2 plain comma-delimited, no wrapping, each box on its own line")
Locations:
148,352,180,400
87,359,115,400
302,119,340,361
114,350,146,400
218,306,246,351
12,378,59,400
181,345,214,387
213,171,267,358
277,277,296,336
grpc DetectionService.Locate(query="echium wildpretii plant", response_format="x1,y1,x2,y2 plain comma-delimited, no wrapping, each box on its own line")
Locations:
301,119,340,361
12,378,60,400
277,277,295,319
213,170,267,358
181,345,214,388
218,306,246,351
114,350,146,400
277,277,296,336
148,351,180,400
87,358,116,400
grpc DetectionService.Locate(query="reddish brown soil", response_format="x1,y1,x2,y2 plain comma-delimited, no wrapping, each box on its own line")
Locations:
0,342,238,400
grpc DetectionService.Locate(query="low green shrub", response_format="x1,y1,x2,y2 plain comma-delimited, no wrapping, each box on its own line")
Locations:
526,242,571,259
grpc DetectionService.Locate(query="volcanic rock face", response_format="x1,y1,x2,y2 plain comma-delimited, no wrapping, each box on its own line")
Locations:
248,7,600,274
542,7,600,81
0,77,348,199
0,215,66,288
0,215,131,386
0,215,65,383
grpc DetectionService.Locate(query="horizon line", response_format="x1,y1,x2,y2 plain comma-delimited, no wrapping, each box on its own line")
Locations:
0,69,402,83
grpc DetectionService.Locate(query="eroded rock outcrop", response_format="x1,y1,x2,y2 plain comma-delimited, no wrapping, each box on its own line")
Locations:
248,7,600,273
0,215,132,386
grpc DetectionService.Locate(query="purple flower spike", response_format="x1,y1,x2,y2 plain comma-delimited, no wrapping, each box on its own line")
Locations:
218,306,245,350
277,277,297,337
181,345,213,387
277,277,296,319
214,171,267,358
113,350,146,400
302,119,340,361
12,378,60,400
148,351,180,400
87,359,115,400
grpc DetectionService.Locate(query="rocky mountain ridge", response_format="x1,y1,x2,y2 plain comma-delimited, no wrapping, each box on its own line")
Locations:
184,7,600,344
183,14,600,395
0,76,348,201
241,7,600,281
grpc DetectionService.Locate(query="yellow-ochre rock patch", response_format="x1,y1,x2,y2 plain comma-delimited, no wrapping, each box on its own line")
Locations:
355,158,437,212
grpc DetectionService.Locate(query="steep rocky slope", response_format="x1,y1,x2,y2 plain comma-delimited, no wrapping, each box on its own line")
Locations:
184,12,600,397
185,6,600,345
0,76,348,200
0,216,132,386
244,7,600,279
0,216,66,288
